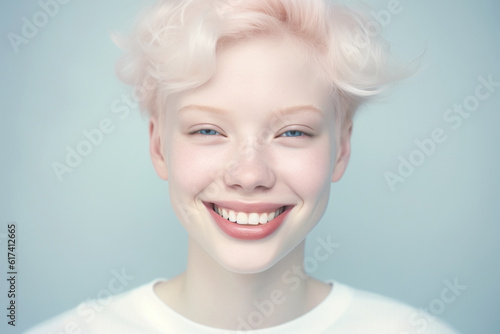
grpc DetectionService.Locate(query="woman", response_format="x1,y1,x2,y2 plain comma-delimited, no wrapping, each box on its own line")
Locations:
26,0,459,332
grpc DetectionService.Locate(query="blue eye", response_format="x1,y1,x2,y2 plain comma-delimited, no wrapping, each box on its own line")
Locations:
196,129,220,136
281,130,306,137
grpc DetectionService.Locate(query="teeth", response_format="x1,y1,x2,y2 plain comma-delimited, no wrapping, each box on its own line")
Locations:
248,213,259,225
268,211,275,220
228,210,237,222
213,204,285,225
236,212,248,225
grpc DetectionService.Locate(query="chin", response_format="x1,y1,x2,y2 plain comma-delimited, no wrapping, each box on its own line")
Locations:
215,253,283,274
205,236,302,275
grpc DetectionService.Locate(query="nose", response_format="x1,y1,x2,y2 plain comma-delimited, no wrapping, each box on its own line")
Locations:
223,142,276,192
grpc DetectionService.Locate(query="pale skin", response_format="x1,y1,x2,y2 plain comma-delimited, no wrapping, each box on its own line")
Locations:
149,36,352,330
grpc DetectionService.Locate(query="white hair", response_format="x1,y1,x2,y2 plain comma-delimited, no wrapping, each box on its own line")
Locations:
114,0,403,136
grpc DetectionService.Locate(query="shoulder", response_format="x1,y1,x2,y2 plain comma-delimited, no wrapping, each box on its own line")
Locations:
24,279,165,334
328,281,460,334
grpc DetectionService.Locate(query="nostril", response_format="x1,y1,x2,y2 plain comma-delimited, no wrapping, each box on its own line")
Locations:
223,165,276,192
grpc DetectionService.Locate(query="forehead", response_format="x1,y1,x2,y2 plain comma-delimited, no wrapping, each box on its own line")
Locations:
174,37,333,115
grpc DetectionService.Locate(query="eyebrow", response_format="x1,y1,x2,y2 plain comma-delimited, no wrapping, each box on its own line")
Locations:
177,104,324,116
178,105,228,114
278,105,324,117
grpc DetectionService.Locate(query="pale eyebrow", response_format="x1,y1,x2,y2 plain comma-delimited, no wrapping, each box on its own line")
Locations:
278,105,324,117
178,104,324,117
177,105,229,114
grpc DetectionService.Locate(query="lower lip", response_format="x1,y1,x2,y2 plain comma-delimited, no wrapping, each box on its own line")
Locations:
206,204,291,240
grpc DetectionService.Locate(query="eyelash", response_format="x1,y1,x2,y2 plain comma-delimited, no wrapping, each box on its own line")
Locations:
190,128,312,138
192,129,221,136
279,130,309,138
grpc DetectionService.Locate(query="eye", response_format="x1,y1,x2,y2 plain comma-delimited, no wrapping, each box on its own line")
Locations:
194,129,221,136
280,130,307,137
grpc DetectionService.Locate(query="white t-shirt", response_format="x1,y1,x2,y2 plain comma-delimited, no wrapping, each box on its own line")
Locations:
25,280,459,334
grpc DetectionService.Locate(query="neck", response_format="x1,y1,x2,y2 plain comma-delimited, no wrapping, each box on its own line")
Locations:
156,238,330,330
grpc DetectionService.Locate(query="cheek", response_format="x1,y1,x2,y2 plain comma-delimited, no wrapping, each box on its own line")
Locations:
279,144,335,200
165,139,228,229
167,139,225,198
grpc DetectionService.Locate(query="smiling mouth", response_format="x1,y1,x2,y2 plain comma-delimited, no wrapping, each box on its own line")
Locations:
212,204,286,225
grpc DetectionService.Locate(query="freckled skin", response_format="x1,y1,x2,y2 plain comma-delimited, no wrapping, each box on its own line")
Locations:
149,37,352,329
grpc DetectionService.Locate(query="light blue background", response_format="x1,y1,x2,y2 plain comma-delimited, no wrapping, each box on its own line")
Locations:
1,0,499,333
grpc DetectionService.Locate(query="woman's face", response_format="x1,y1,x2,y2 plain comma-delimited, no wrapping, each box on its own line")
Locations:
151,37,351,273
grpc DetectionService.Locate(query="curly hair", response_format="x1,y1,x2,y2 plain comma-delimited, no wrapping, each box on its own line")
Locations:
114,0,401,138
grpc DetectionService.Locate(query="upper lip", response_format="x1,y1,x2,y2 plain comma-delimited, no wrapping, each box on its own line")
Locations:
205,201,291,213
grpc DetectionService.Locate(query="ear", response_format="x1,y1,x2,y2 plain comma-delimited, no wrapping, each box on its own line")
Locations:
331,122,352,183
149,118,168,180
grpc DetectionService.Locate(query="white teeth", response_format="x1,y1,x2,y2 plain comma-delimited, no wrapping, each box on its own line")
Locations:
248,213,259,225
213,204,285,225
228,210,237,222
236,212,248,225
